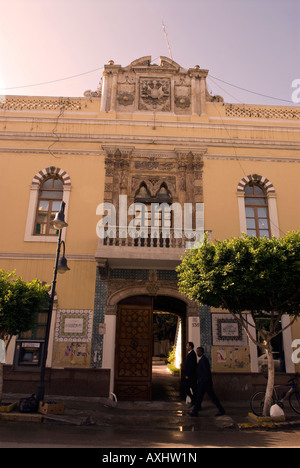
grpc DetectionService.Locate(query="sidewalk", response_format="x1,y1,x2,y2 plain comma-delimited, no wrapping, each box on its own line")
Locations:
1,393,300,432
2,365,300,432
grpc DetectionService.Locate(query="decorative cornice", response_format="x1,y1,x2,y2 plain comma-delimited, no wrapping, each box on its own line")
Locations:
0,147,105,156
1,115,300,133
0,252,96,261
0,133,300,151
102,145,135,157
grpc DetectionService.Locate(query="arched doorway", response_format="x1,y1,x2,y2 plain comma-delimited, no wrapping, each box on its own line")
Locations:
152,296,186,401
114,295,186,401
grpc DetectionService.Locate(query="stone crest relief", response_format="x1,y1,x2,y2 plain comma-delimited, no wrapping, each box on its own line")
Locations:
139,78,171,111
116,75,136,109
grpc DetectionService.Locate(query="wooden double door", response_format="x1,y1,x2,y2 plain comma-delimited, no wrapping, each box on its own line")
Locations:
114,297,153,401
114,295,186,401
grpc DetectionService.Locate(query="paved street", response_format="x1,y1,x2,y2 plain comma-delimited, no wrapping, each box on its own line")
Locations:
1,366,300,449
0,419,300,448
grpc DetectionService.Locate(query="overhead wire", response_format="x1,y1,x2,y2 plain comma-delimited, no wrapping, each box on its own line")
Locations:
209,74,295,105
207,79,287,238
207,76,245,104
0,66,104,92
0,63,296,106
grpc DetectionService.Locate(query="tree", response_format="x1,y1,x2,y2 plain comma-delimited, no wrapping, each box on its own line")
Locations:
0,270,49,401
177,232,300,416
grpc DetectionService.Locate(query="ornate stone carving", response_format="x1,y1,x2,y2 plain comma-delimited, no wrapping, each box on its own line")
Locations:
175,95,191,109
135,161,159,170
97,261,109,280
131,175,176,198
84,89,101,98
146,283,159,296
117,91,135,106
139,79,171,111
100,56,220,115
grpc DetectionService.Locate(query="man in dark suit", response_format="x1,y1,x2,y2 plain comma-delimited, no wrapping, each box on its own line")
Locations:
190,346,225,417
184,342,197,405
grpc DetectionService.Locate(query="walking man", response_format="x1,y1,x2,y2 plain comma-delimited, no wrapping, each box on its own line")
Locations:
190,346,225,417
184,342,197,405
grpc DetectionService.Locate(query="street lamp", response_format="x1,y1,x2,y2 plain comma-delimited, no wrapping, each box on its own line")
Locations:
36,201,70,402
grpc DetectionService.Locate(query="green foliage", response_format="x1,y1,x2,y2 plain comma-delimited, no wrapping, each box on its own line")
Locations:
0,269,49,341
177,232,300,319
177,232,300,416
167,345,176,366
167,345,179,374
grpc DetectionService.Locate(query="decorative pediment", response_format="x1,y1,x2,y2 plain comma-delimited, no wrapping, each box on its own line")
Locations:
159,56,181,72
127,56,152,69
125,56,182,73
100,56,222,115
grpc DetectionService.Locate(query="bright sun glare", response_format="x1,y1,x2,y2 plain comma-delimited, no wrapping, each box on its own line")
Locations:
0,70,6,103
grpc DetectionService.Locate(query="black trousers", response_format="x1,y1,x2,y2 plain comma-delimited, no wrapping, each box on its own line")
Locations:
193,380,224,413
184,378,197,403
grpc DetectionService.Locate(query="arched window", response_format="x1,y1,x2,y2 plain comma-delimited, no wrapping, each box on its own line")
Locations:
34,176,64,235
24,167,71,242
244,183,270,238
132,182,173,246
135,183,151,201
156,184,172,203
134,183,172,231
237,174,279,239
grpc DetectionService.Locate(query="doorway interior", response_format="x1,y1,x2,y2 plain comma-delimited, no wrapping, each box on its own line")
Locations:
114,295,186,401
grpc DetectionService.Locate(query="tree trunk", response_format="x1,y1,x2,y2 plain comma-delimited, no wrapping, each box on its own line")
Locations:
0,362,3,403
263,344,275,416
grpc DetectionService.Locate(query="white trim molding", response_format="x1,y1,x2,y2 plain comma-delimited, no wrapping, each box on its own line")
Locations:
24,166,71,243
237,173,280,238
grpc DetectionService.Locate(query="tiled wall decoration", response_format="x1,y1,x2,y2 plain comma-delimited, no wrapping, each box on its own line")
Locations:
110,269,149,280
199,305,212,363
212,314,248,346
157,270,178,281
91,270,107,368
55,309,93,342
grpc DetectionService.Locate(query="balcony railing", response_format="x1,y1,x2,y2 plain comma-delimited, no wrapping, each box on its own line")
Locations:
101,228,211,249
95,227,212,269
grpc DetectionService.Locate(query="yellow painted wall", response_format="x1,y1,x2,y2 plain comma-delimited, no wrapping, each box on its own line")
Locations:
212,346,251,373
203,156,300,241
1,87,300,374
0,258,96,311
0,152,104,255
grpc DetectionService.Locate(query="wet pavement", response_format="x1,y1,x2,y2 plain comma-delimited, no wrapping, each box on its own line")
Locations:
2,365,300,433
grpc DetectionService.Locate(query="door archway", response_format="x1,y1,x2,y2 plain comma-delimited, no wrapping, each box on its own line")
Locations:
114,295,186,401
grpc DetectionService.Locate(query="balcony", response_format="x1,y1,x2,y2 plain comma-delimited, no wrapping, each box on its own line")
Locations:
95,227,211,270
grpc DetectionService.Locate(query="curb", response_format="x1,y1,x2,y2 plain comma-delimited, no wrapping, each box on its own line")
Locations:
238,420,300,430
0,412,44,423
238,412,300,431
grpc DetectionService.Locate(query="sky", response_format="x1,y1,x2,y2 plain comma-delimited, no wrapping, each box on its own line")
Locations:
0,0,299,105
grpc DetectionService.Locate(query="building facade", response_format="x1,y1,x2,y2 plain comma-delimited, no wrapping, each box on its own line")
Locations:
1,56,300,400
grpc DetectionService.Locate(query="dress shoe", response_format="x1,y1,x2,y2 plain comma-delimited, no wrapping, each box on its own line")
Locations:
215,409,225,417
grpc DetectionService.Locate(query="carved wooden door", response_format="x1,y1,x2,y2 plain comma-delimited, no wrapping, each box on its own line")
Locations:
115,304,153,400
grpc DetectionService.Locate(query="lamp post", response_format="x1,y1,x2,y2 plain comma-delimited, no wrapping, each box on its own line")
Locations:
36,201,70,402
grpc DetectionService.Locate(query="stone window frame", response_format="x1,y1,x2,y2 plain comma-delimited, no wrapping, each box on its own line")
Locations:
244,183,271,238
237,174,280,238
24,167,71,243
